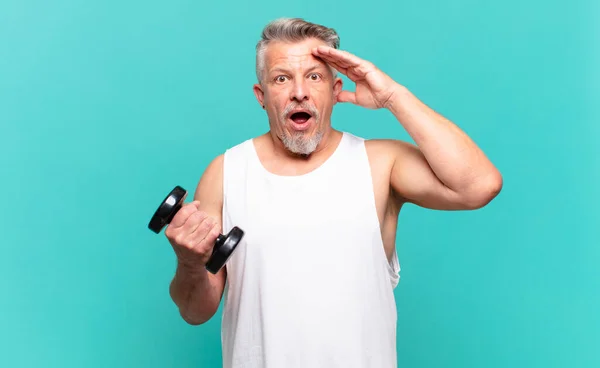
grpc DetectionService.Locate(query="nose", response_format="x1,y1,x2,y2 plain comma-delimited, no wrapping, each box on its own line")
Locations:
290,78,309,102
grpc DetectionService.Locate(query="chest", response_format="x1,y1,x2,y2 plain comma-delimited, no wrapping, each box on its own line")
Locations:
245,174,375,235
224,170,381,268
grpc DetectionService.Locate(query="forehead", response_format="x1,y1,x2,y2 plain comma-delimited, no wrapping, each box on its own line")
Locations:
264,38,328,70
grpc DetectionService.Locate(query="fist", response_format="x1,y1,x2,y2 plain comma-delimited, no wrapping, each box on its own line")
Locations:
164,201,221,271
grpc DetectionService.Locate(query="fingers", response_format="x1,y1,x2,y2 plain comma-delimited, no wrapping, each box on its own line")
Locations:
193,222,221,253
313,51,348,74
337,91,357,104
313,47,375,83
328,61,348,76
185,215,218,249
169,201,201,228
312,46,363,68
180,210,208,238
165,200,212,244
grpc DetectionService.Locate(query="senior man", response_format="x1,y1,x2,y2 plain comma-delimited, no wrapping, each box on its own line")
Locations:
166,17,502,368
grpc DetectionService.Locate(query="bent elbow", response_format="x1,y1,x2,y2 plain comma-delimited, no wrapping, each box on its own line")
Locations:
180,309,213,326
463,171,503,209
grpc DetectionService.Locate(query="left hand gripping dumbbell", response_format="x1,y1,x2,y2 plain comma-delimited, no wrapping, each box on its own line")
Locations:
148,185,244,274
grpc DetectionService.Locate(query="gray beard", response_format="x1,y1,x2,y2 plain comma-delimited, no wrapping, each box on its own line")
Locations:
280,129,324,156
277,101,323,156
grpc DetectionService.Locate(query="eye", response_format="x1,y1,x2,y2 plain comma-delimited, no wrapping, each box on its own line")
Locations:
275,75,289,83
308,73,321,81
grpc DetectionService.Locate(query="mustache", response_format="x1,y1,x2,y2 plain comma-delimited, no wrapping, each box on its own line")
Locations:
281,102,319,119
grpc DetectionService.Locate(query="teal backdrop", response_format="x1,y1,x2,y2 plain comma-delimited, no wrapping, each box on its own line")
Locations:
1,0,598,367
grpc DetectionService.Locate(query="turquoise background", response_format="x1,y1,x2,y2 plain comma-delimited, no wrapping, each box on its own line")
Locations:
1,0,598,367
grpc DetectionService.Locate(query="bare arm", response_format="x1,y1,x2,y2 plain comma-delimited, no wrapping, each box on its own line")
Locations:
387,86,503,210
168,154,227,325
311,46,503,210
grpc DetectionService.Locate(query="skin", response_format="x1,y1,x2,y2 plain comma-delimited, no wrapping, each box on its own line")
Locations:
167,37,503,325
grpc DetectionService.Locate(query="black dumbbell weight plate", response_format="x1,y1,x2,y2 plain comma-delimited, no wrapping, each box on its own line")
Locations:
205,226,244,274
148,186,187,233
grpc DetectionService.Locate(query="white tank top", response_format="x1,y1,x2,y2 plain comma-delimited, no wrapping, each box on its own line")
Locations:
220,131,401,368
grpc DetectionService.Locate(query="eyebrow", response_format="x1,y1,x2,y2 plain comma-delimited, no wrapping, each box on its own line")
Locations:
269,64,326,75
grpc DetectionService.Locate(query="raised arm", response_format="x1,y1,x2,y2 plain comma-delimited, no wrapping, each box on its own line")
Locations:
167,154,228,325
386,86,502,210
312,45,502,210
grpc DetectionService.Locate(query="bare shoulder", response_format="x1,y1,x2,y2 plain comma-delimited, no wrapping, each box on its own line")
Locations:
364,138,414,174
364,138,415,157
363,137,423,205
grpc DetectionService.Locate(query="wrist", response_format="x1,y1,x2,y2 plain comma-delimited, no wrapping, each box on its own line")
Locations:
177,260,208,278
384,83,410,113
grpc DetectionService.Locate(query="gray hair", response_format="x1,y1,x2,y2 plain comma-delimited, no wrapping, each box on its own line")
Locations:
255,18,340,83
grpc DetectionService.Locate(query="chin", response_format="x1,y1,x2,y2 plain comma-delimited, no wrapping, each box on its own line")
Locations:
281,127,324,156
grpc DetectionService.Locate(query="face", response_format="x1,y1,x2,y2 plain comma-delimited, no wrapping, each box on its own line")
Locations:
253,38,343,156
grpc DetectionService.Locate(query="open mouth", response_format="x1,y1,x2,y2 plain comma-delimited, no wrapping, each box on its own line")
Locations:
290,111,312,124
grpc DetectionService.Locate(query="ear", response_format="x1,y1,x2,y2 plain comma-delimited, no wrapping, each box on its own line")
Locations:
332,77,343,103
253,83,265,109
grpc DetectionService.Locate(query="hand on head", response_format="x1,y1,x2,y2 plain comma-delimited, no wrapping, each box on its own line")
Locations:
311,45,401,109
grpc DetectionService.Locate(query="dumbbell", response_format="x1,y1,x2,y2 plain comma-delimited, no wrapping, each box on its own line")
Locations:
148,185,244,274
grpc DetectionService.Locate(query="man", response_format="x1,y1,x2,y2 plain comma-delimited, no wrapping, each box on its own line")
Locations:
166,18,502,368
